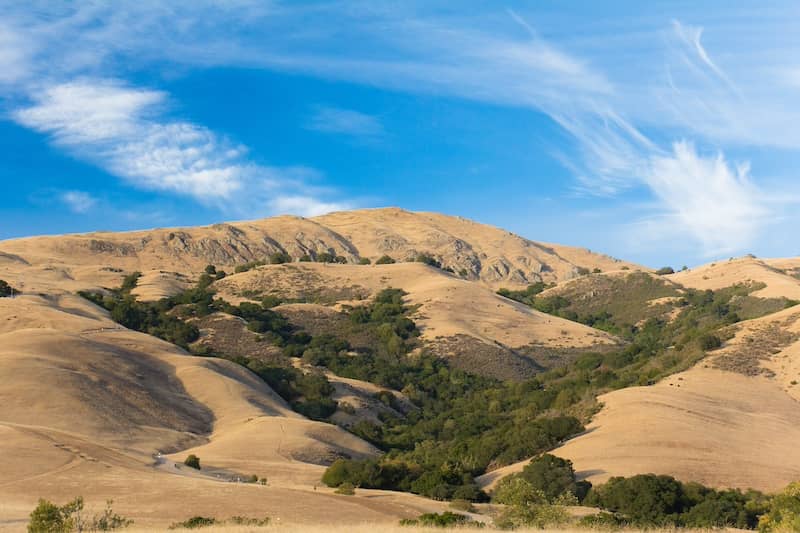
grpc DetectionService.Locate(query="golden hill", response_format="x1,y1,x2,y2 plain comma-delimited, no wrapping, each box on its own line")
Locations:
479,300,800,494
0,293,458,530
5,209,800,529
668,256,800,299
0,209,636,528
0,208,639,295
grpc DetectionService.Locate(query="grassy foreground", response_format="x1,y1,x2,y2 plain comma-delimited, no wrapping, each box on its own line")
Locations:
123,526,746,533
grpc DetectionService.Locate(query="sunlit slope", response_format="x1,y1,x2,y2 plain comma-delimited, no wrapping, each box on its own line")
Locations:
668,256,800,299
0,208,640,295
0,294,437,529
480,305,800,494
315,208,640,287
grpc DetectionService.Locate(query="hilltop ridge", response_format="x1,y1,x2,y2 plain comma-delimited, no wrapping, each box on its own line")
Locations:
0,208,641,294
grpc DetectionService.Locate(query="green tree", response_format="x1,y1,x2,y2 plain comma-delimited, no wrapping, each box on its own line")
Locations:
28,498,74,533
519,454,586,502
493,477,547,507
375,255,396,265
119,272,141,293
587,474,686,526
759,481,800,532
184,454,201,470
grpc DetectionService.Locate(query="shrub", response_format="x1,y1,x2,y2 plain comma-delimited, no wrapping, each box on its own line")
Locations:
28,498,73,533
400,512,478,528
269,251,292,264
493,477,547,507
234,260,266,273
759,481,800,532
375,255,396,265
518,453,589,502
586,474,685,526
415,253,441,269
27,497,132,533
656,266,675,275
168,516,217,529
494,500,572,530
699,333,722,351
0,279,12,297
261,295,282,308
335,482,356,495
585,474,765,529
91,500,134,531
359,257,372,265
120,272,141,293
227,516,270,526
299,254,312,262
184,454,201,470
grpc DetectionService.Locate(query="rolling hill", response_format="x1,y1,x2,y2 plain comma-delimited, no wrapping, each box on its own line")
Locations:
2,211,800,530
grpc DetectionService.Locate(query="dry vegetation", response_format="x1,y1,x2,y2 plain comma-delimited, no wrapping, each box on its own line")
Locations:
3,213,800,531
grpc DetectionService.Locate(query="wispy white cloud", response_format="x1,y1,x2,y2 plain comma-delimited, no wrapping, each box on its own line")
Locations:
3,1,800,257
269,195,350,217
60,190,97,214
0,22,30,84
307,106,384,138
13,80,248,201
10,79,349,218
1,3,351,219
642,142,768,256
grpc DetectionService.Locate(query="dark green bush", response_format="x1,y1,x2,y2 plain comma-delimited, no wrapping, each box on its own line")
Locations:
585,474,764,529
415,253,442,269
517,454,590,502
184,454,201,470
699,333,723,350
269,251,292,264
0,279,13,297
400,511,480,528
168,516,217,529
375,255,396,264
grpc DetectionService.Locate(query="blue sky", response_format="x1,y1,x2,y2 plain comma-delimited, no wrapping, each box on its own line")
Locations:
2,1,800,268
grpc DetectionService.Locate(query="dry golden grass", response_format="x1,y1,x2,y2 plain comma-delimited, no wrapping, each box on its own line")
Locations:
668,256,800,299
0,208,640,297
2,211,800,530
119,525,744,533
551,364,800,492
0,293,431,530
216,262,617,352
